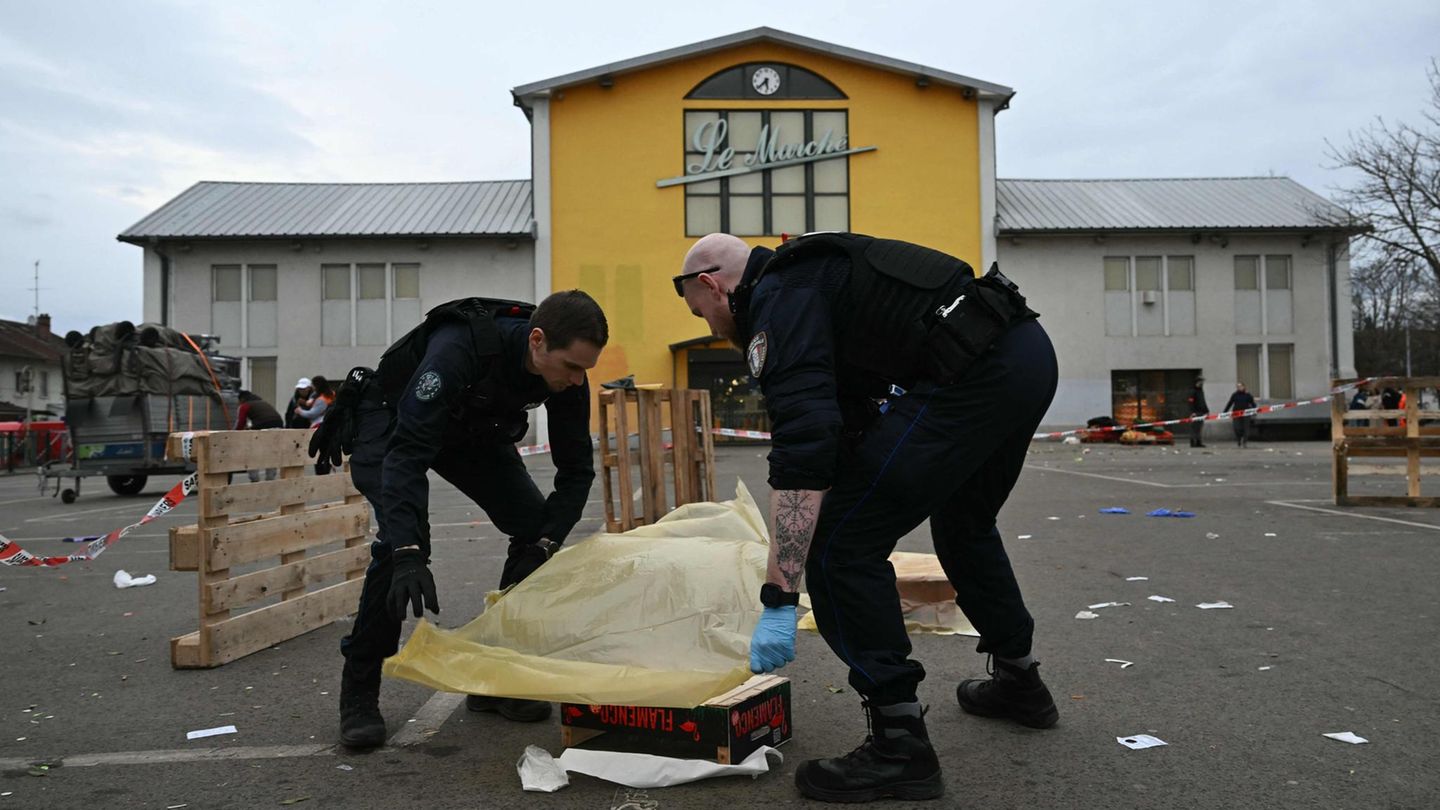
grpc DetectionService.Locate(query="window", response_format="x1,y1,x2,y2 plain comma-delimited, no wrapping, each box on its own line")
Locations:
211,265,242,348
1111,369,1202,423
246,265,277,348
1236,344,1261,393
1268,343,1294,400
684,109,850,236
13,371,23,393
686,63,847,100
1103,255,1194,336
39,370,48,398
1103,258,1129,291
1168,257,1194,291
321,262,423,347
1234,255,1292,335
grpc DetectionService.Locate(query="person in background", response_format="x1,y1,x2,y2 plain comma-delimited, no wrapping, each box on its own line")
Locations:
286,378,314,430
1186,376,1208,448
1349,387,1371,429
1223,382,1258,447
296,376,335,474
235,390,285,481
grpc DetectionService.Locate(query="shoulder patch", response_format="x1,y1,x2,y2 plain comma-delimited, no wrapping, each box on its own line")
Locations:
747,331,768,377
414,370,443,402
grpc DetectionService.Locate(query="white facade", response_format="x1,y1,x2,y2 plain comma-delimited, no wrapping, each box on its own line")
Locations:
141,237,535,406
0,356,65,417
999,232,1354,431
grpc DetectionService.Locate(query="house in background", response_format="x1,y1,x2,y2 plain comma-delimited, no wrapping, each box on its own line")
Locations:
0,314,66,420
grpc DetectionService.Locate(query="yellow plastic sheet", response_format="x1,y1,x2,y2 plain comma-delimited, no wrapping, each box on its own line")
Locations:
384,481,769,708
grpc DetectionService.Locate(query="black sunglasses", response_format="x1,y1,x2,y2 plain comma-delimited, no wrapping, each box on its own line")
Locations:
673,265,720,297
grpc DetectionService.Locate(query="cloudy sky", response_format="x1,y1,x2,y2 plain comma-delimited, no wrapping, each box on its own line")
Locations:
2,0,1437,333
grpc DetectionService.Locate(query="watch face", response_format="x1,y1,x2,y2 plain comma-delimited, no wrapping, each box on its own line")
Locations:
752,66,781,96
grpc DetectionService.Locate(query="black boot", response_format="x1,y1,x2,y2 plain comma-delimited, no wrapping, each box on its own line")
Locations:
794,701,943,803
956,656,1058,729
466,694,553,723
339,659,386,749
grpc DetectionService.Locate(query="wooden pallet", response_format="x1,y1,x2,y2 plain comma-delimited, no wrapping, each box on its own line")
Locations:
597,388,716,532
1332,376,1440,507
165,429,369,668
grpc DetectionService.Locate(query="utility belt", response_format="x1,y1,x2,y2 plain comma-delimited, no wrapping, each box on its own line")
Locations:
922,264,1037,384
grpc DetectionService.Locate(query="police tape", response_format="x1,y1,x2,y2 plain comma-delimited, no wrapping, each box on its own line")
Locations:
701,378,1377,443
1030,378,1374,440
0,472,199,568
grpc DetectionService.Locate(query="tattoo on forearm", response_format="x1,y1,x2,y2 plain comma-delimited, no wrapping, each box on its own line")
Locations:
773,490,819,592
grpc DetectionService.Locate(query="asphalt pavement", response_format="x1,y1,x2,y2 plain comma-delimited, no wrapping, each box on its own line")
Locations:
1,439,1437,808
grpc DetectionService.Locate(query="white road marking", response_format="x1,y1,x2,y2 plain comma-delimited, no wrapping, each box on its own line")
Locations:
387,691,465,746
1267,500,1440,532
1025,465,1321,489
24,502,166,523
0,743,335,770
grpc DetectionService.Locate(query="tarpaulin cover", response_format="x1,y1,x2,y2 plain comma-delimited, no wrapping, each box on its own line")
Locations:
383,481,769,708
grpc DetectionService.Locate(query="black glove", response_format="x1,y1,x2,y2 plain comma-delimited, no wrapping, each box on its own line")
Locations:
388,546,439,619
499,538,560,589
307,367,370,467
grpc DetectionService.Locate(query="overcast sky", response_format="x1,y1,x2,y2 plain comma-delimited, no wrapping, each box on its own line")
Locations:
2,0,1437,333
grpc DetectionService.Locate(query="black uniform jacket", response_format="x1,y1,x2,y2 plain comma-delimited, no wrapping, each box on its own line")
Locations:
380,317,594,549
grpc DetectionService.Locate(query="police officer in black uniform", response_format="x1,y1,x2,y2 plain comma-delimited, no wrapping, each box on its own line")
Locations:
311,290,608,750
675,233,1059,803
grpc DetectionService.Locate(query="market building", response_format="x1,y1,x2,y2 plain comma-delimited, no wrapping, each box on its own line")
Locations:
123,27,1362,438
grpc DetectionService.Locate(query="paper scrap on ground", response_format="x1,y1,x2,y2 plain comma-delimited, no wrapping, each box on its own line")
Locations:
1323,732,1368,744
1088,602,1131,609
798,552,978,637
1148,595,1175,603
113,570,157,589
1017,534,1033,540
1117,734,1167,750
1099,508,1131,515
1264,532,1277,537
186,725,237,741
1125,576,1148,581
1075,611,1100,620
1205,532,1220,540
518,746,570,792
385,482,766,707
558,745,782,789
1104,659,1135,669
1196,601,1234,610
1147,509,1196,518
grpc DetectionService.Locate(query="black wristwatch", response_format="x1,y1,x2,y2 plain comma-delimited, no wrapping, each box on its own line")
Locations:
760,583,800,608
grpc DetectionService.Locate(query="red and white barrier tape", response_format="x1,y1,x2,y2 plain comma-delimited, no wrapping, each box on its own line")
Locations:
701,379,1378,443
1030,378,1374,440
0,472,199,568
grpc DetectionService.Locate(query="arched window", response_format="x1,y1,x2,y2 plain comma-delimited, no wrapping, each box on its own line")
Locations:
686,63,845,100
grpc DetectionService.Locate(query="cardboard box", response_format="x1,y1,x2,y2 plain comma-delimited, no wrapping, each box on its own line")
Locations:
560,675,791,764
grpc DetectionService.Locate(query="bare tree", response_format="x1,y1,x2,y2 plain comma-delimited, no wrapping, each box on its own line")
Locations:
1327,59,1440,282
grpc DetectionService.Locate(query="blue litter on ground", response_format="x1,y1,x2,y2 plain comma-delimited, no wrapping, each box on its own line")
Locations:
1099,507,1131,515
1147,509,1196,518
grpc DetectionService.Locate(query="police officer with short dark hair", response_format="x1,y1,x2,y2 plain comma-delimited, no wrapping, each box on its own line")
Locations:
312,290,608,749
675,232,1058,803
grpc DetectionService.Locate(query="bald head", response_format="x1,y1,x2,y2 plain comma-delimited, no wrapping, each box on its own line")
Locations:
682,233,750,286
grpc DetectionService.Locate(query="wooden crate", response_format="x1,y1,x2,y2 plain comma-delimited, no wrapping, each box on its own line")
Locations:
1332,376,1440,507
597,388,716,532
165,429,369,668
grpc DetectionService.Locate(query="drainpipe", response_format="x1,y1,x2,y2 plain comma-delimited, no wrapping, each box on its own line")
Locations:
151,239,172,327
1326,236,1340,379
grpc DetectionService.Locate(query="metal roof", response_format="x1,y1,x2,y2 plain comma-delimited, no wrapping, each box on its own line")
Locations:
996,177,1362,234
512,27,1013,108
118,180,534,243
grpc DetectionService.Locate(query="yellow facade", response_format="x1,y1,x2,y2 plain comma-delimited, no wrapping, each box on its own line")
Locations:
543,41,985,396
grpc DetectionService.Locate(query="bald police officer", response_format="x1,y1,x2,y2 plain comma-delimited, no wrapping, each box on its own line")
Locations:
674,233,1058,803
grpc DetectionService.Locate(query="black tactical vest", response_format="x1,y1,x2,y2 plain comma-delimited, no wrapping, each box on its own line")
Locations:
737,233,1037,389
375,297,535,406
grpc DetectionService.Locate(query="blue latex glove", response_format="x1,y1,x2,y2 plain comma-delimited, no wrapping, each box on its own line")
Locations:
750,606,798,673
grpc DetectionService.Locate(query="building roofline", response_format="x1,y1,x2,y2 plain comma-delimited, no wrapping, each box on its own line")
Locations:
997,225,1372,237
511,27,1013,108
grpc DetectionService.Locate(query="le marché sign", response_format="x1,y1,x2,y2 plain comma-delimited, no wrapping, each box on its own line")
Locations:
656,118,876,188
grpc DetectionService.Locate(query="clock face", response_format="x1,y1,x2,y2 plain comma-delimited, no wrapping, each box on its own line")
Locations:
752,66,781,96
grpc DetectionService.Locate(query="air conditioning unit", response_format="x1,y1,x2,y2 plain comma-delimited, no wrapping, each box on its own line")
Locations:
1141,290,1159,305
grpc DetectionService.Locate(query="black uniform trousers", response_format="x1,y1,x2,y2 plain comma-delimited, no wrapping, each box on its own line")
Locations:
339,395,546,667
806,319,1059,704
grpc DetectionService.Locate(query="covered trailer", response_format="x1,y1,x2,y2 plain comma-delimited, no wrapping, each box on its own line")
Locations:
42,321,239,502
